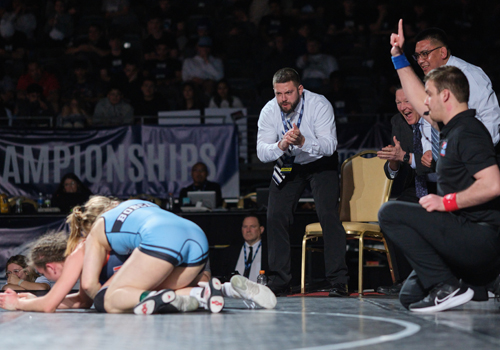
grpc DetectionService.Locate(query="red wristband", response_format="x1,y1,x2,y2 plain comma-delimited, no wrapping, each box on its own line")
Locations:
443,193,459,212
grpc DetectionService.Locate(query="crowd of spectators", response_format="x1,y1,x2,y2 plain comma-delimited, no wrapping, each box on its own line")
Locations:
0,0,498,128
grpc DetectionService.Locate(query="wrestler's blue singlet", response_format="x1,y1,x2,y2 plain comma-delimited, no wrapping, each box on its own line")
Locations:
100,200,209,266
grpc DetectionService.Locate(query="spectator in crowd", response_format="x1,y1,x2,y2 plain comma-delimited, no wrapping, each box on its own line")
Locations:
101,34,132,80
57,97,89,128
1,0,37,40
0,65,15,112
258,0,290,44
92,86,134,126
118,61,143,105
325,0,367,53
65,24,110,67
152,0,184,34
257,34,295,90
43,0,74,48
143,14,177,61
14,83,54,126
296,37,339,91
322,71,359,123
178,81,204,111
132,78,169,124
181,37,223,93
16,61,60,103
179,162,223,208
51,173,92,213
220,21,255,61
61,60,101,108
2,255,50,291
143,42,182,88
287,22,311,59
102,0,137,31
0,11,27,76
209,80,244,108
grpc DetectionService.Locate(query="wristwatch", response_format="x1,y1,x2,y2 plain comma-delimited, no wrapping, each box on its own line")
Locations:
403,152,410,164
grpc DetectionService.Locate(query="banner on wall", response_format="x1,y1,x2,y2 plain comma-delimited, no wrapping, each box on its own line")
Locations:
0,125,240,199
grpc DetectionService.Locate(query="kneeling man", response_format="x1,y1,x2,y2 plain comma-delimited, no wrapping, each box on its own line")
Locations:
379,66,500,313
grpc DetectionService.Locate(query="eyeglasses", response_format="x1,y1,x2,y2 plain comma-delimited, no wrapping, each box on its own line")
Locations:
412,46,442,61
6,269,23,275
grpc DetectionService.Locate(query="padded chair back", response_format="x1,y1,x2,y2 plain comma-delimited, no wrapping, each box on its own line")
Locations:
339,151,392,222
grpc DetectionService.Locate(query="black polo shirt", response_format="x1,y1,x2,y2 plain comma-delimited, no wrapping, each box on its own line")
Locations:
437,109,500,226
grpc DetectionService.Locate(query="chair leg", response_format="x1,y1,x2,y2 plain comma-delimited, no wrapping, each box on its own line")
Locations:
382,237,396,284
301,235,308,294
358,235,364,296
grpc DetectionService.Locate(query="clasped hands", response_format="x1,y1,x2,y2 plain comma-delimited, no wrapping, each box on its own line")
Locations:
279,123,305,151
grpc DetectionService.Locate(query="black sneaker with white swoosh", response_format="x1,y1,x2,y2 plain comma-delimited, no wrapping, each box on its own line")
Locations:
409,282,474,313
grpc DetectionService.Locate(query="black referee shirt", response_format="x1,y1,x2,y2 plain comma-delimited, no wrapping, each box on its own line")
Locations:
437,109,500,226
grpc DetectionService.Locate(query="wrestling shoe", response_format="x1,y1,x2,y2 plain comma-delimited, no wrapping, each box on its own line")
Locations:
409,283,474,313
201,277,224,313
230,275,277,309
134,290,199,315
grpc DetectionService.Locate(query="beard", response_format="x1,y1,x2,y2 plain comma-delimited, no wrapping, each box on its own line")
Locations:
279,96,300,114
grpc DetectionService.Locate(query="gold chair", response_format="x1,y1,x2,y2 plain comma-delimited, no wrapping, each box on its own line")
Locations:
300,150,395,295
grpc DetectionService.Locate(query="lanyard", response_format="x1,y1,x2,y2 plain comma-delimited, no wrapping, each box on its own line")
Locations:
280,92,305,134
244,241,262,271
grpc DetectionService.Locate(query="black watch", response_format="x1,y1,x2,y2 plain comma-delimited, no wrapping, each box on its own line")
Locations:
403,152,410,164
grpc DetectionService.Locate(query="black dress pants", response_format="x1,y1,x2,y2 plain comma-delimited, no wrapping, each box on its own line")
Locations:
266,163,349,290
379,201,500,305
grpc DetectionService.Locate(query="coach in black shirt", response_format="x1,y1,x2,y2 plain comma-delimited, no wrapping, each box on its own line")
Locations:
379,66,500,313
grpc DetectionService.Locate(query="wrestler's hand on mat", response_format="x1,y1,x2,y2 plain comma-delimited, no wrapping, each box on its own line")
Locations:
0,288,21,310
419,194,445,212
18,292,37,300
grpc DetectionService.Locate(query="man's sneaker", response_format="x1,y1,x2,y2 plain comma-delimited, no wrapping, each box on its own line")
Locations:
201,277,224,313
230,275,277,309
409,283,474,313
134,290,199,315
377,281,403,296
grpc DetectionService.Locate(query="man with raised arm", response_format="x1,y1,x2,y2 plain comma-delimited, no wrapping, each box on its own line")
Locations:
378,66,500,313
390,20,500,150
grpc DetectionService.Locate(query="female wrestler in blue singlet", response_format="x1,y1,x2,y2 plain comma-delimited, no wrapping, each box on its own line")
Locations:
0,196,129,313
81,198,224,314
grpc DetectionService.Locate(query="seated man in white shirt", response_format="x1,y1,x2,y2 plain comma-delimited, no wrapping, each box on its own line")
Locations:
181,37,224,97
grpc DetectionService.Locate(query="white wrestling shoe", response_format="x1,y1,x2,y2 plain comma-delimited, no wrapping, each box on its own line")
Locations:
230,275,277,309
134,289,199,315
199,277,225,313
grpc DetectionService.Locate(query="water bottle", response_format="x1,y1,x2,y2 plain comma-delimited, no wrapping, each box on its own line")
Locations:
167,193,174,211
15,198,23,214
37,193,44,208
44,194,51,208
256,270,267,285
